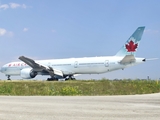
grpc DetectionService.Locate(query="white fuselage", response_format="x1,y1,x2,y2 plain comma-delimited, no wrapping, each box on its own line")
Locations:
0,56,144,77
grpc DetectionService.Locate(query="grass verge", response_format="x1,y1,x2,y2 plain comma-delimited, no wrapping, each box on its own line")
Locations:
0,79,160,96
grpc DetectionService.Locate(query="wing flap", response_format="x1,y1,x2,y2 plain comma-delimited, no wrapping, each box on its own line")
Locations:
54,69,63,76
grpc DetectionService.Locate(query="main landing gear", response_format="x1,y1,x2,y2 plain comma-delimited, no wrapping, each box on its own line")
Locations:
65,75,76,81
7,75,11,80
47,77,58,81
46,75,76,81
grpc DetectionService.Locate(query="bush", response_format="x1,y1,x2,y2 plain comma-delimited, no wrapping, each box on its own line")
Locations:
59,86,82,95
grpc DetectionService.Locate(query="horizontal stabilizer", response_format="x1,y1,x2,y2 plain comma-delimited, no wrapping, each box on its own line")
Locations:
120,55,135,64
145,58,159,61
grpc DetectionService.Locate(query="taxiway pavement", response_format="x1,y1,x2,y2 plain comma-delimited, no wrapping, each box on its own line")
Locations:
0,93,160,120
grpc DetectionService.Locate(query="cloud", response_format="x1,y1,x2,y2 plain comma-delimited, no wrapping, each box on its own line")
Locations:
0,28,13,37
22,4,27,9
0,28,6,36
9,3,21,9
0,4,9,10
0,3,27,10
23,28,29,32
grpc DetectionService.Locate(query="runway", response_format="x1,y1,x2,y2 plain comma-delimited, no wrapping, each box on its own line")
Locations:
0,93,160,120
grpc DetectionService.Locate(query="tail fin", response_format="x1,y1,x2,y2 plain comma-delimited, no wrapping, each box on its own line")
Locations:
115,26,145,56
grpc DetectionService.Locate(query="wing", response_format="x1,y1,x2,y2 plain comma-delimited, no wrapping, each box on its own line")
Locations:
19,56,63,77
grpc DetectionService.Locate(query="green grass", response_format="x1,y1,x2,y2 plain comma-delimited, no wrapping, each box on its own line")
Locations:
0,79,160,96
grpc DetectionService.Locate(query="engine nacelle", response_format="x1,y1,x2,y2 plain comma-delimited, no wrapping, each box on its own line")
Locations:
20,68,37,79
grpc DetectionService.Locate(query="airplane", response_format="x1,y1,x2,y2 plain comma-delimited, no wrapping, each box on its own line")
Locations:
0,26,155,81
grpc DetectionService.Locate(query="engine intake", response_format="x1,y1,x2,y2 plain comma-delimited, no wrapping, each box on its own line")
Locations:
20,68,37,79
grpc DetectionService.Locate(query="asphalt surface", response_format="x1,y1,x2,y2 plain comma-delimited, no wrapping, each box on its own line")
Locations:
0,93,160,120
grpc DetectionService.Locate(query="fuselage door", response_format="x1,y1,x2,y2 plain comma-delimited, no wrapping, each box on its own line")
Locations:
104,60,109,67
74,61,78,68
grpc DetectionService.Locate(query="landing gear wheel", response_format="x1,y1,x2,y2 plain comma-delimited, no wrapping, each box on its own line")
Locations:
47,78,51,81
47,77,58,81
65,75,76,81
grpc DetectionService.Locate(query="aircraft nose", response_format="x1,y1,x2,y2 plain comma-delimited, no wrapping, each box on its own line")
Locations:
0,65,7,73
0,66,4,73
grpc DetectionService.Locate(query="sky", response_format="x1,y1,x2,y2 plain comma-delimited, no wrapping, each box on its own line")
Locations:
0,0,160,80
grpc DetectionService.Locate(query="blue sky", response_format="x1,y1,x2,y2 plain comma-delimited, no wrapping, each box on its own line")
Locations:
0,0,160,80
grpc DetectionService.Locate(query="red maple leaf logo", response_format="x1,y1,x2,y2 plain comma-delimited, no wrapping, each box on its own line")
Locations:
125,40,138,52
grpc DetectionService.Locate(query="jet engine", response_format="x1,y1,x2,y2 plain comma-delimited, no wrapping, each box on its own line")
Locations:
20,68,37,79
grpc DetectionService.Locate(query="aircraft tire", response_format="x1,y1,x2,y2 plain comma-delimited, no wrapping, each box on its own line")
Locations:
47,78,58,81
